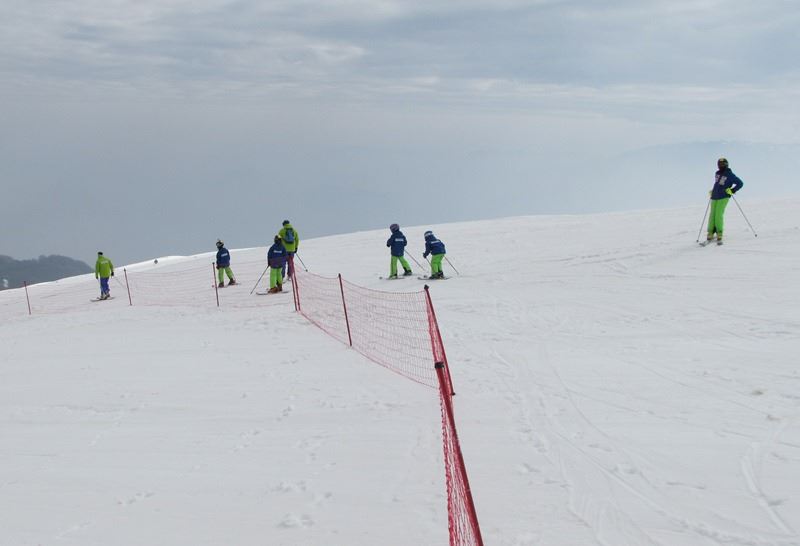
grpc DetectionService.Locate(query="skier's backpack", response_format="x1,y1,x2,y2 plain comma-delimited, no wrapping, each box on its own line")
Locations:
283,227,295,244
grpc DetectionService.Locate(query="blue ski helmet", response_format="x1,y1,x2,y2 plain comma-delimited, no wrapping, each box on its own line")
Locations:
389,223,399,232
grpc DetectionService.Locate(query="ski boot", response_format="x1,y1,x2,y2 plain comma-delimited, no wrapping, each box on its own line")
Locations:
228,279,236,286
403,269,413,276
218,282,225,288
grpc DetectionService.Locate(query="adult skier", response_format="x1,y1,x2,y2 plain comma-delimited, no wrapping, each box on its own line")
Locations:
94,251,114,300
215,239,236,287
422,231,447,279
267,235,288,293
278,220,299,280
386,223,412,278
705,157,744,245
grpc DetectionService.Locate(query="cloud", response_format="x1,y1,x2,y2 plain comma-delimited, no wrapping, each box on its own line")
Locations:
3,0,799,90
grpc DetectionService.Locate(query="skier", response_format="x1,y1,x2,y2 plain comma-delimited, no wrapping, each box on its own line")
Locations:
278,220,299,280
705,157,744,245
422,231,447,279
267,235,288,293
386,223,412,278
215,239,236,287
94,251,114,300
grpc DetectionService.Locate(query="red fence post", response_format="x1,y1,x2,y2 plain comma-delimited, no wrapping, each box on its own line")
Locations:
435,364,484,546
23,281,31,315
338,274,353,347
212,263,219,308
291,268,300,312
424,285,455,396
123,268,132,306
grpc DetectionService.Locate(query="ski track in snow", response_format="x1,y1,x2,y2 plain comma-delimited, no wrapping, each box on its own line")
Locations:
1,199,800,545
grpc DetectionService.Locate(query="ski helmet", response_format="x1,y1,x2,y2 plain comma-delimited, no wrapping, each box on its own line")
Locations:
389,223,399,232
717,157,729,169
97,251,103,255
216,239,224,248
424,230,433,238
282,220,290,226
274,235,282,244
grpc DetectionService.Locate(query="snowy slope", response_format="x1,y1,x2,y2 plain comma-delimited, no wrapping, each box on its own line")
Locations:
1,198,799,546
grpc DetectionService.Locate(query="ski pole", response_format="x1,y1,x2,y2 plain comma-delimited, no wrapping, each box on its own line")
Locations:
250,265,269,294
731,196,758,237
407,252,428,273
444,256,460,276
696,199,711,242
294,253,308,271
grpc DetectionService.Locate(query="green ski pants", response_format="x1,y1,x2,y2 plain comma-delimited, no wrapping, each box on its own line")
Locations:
707,197,730,237
390,255,411,276
269,267,283,289
217,267,234,284
430,254,444,276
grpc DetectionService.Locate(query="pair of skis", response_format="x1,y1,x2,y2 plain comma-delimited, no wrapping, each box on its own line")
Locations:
379,275,448,280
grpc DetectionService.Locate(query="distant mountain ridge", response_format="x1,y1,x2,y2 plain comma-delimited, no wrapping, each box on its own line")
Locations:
0,255,92,290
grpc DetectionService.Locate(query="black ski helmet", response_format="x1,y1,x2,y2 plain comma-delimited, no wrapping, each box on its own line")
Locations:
424,230,433,239
717,157,729,169
389,223,399,232
282,220,290,226
274,235,282,244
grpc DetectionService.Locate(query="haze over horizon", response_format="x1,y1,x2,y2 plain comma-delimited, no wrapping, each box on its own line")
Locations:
2,1,799,264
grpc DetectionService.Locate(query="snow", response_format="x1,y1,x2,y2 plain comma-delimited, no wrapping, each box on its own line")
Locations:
1,198,799,546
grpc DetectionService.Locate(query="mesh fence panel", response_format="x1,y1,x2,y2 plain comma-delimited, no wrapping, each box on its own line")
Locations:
0,252,286,315
293,270,350,345
293,267,483,546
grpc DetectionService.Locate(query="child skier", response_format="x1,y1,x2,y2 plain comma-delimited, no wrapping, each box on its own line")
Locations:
422,231,446,279
278,220,299,280
706,157,744,245
215,239,236,287
267,235,288,293
386,223,412,278
94,251,114,300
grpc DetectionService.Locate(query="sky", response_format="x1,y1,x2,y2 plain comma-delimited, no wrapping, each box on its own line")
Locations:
2,0,800,264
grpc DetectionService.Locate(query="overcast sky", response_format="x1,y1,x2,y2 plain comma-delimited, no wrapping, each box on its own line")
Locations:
2,0,799,264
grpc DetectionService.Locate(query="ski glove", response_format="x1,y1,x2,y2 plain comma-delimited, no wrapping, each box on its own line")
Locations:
423,252,429,259
725,188,734,196
111,271,115,276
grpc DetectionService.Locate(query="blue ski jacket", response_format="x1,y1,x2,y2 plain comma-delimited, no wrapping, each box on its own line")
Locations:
711,168,744,200
423,234,446,257
268,243,288,268
216,247,231,268
386,230,407,257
